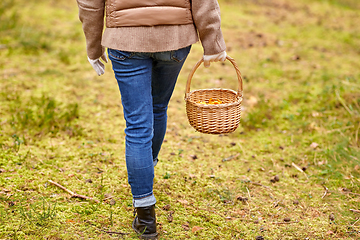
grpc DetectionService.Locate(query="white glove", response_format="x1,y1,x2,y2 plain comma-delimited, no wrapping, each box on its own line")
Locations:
87,52,108,76
203,51,227,68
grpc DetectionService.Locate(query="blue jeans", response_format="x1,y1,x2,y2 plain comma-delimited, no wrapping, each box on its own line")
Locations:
108,46,191,207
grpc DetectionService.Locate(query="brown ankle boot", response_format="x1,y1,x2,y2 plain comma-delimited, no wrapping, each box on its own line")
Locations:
132,204,158,239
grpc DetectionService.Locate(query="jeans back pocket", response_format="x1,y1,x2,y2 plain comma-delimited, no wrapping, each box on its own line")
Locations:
171,45,192,62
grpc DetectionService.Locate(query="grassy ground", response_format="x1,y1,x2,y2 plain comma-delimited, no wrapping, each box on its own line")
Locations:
0,0,359,239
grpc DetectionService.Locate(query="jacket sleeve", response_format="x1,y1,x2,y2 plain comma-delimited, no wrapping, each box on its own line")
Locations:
76,0,105,60
191,0,226,55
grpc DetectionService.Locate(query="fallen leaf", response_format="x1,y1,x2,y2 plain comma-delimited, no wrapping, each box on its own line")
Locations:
192,226,203,233
310,142,319,149
182,223,189,231
109,199,116,205
162,204,171,211
178,199,189,205
167,212,173,222
317,160,325,166
189,174,196,179
248,96,258,107
292,55,301,60
104,193,113,199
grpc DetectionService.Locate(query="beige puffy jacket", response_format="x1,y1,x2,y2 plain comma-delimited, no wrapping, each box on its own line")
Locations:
76,0,226,60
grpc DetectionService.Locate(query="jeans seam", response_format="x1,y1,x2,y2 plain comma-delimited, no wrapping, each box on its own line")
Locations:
108,49,135,60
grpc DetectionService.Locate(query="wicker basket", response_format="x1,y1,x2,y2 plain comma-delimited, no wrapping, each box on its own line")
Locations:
184,56,243,134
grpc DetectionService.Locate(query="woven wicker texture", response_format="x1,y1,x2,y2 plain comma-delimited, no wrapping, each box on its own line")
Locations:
184,56,243,134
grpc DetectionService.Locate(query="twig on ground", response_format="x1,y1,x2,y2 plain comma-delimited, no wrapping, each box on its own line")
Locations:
352,218,360,226
250,182,272,190
271,221,299,225
48,180,99,203
350,209,360,214
85,220,129,236
102,230,128,235
246,187,251,199
355,121,360,145
222,153,240,162
322,185,329,199
273,200,280,208
292,162,308,179
346,192,360,197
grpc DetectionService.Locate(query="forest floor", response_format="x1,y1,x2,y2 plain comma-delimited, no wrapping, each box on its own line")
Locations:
0,0,359,239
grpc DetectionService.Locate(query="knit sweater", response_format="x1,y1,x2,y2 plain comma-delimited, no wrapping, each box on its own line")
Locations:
76,0,226,60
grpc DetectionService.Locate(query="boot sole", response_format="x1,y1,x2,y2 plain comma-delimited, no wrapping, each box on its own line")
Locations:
131,221,158,240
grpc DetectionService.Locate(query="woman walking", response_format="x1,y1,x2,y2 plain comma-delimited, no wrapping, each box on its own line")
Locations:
76,0,227,238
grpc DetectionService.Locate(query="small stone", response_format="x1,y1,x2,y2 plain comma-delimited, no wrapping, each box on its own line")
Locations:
284,217,291,222
236,196,248,202
270,175,280,183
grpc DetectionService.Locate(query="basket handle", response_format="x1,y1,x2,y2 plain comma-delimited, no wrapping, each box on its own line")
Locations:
185,55,244,99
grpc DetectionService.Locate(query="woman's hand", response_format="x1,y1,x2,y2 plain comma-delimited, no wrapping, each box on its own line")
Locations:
87,52,108,76
203,51,227,68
